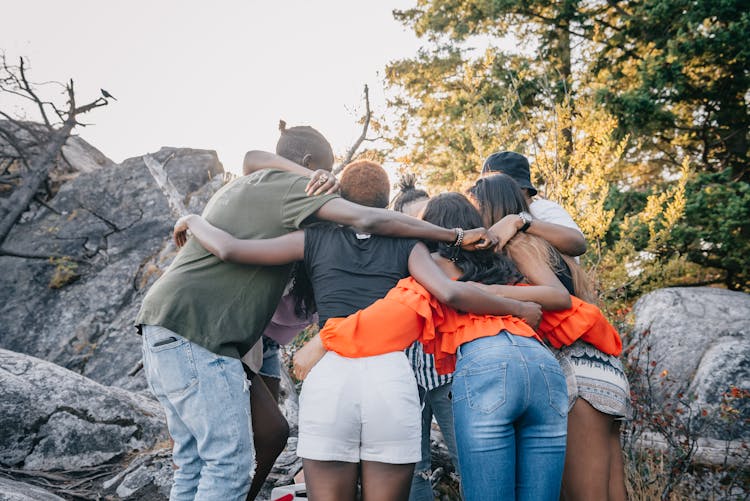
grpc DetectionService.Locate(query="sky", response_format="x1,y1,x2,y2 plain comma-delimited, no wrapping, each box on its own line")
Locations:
2,1,428,174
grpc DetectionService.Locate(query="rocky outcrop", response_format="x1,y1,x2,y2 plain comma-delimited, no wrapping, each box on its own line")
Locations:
629,287,750,441
0,147,225,390
0,348,167,472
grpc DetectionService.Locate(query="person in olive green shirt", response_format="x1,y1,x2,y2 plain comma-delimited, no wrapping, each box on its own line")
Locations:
137,125,492,501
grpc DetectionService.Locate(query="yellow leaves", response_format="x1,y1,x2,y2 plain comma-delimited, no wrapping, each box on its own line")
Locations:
640,159,689,250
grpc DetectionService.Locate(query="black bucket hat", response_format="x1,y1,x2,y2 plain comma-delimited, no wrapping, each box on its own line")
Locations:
481,151,537,196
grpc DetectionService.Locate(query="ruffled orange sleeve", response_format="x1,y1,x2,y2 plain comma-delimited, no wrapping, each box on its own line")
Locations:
320,277,541,375
538,295,622,356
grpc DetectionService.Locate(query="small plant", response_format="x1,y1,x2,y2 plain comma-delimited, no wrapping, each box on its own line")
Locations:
48,256,79,289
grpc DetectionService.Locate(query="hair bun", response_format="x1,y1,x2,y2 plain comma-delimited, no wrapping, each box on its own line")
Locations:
278,119,287,133
398,173,418,192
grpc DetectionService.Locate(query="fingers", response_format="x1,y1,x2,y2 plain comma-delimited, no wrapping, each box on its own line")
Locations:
305,170,338,196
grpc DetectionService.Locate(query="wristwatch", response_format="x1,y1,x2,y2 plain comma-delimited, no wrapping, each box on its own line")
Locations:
518,211,533,232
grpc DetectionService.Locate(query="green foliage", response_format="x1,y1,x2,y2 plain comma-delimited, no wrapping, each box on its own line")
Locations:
675,170,750,290
595,0,750,179
384,0,750,297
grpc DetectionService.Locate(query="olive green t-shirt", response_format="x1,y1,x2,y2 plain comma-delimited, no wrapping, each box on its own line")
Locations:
136,169,339,358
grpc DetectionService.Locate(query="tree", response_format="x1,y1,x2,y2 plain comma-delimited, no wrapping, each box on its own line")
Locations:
594,0,750,180
0,56,110,245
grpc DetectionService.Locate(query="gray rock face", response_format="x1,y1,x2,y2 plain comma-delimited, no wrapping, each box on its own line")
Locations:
0,348,167,471
630,287,750,441
0,147,224,390
0,477,65,501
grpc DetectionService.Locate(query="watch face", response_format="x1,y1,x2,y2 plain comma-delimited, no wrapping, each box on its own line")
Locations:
519,211,533,223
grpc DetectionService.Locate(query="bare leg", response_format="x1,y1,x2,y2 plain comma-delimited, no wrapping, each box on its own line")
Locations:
608,422,626,501
261,374,281,403
302,459,359,501
560,399,613,501
360,461,415,501
246,374,290,501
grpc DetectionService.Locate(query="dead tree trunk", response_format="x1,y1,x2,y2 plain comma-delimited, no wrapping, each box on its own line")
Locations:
0,57,109,245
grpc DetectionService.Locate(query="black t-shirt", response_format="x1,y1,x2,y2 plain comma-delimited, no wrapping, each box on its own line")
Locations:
303,223,419,326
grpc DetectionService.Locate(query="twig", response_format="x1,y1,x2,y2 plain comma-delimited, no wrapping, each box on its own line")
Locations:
334,84,372,175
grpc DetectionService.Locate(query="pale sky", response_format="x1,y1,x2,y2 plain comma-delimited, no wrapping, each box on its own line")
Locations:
2,1,427,174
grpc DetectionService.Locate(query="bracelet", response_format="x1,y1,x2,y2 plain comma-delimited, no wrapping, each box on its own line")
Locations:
451,227,464,247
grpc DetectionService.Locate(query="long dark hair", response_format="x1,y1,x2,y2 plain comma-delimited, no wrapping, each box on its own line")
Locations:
421,192,523,285
468,173,529,228
469,174,596,302
289,261,316,317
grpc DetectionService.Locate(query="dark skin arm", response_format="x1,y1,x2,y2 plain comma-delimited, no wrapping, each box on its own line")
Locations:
468,283,571,311
315,198,495,250
242,150,339,196
407,242,542,326
489,214,587,256
242,151,496,249
173,215,304,264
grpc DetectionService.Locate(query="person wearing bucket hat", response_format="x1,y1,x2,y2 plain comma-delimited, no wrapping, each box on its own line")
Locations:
480,151,586,257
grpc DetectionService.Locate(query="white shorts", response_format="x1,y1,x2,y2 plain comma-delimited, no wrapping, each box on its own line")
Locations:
297,351,421,464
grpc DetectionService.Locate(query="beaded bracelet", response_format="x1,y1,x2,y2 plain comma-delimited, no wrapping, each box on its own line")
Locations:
451,227,464,247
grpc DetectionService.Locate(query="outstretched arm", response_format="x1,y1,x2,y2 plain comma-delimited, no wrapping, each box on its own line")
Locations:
489,214,586,256
314,198,496,251
173,214,304,265
468,283,571,311
407,242,542,327
243,150,339,196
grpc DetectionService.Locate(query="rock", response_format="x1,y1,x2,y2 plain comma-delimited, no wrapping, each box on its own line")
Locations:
101,447,173,500
0,477,65,501
60,135,117,173
629,287,750,442
0,147,225,390
0,348,167,471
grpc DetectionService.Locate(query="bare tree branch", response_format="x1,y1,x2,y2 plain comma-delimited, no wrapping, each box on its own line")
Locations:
334,84,373,175
0,62,110,245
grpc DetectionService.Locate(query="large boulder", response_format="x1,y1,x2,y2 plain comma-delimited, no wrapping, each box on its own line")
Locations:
629,287,750,443
0,348,167,472
0,147,225,390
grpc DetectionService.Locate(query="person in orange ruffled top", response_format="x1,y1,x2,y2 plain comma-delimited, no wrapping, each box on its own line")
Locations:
469,173,631,501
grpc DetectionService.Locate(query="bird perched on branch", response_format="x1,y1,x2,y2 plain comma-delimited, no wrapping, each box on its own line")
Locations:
100,89,117,101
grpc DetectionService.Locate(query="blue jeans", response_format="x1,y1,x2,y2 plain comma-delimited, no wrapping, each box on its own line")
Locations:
259,336,281,379
141,325,255,501
409,382,460,501
452,332,568,501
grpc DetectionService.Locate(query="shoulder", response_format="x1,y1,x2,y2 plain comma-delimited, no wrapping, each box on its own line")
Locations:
529,198,580,230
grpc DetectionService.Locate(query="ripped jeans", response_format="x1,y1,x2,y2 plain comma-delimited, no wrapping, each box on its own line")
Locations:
141,325,255,501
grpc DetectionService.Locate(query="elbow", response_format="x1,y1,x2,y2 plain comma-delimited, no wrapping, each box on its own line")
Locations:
570,236,587,257
434,286,462,309
213,242,237,262
355,212,387,234
557,293,573,310
242,150,264,175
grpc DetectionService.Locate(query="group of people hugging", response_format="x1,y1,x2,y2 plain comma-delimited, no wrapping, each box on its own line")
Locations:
136,121,632,501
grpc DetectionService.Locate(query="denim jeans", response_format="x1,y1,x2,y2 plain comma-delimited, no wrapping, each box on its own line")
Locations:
452,332,568,501
409,382,460,501
259,335,281,379
141,325,255,501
